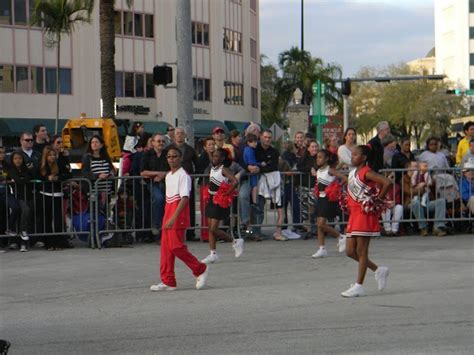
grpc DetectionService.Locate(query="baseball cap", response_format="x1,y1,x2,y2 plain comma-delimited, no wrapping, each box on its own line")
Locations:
212,127,225,134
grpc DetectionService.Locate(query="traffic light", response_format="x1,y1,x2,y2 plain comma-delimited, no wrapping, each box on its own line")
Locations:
446,89,462,95
341,79,351,96
153,65,173,86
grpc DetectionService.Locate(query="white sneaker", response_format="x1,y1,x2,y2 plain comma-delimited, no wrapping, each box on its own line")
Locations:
196,266,209,290
232,239,244,258
375,266,390,291
341,283,365,297
337,234,347,253
201,253,220,264
20,231,29,241
312,248,327,258
150,282,176,292
20,244,28,252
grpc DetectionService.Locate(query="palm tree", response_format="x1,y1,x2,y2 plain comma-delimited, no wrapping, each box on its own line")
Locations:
275,46,342,115
31,0,94,134
100,0,132,120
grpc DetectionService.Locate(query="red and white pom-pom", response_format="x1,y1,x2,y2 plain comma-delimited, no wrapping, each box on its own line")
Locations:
325,181,341,202
213,182,237,208
362,196,390,215
339,184,348,214
313,183,320,198
202,185,211,206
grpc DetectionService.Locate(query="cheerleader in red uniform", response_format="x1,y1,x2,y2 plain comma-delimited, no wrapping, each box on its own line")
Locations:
342,145,392,297
201,148,243,264
312,149,348,258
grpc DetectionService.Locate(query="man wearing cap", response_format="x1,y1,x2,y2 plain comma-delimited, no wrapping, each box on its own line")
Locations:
212,127,235,160
368,121,391,172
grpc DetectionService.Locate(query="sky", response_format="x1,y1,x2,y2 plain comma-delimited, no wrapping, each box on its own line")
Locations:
259,0,434,77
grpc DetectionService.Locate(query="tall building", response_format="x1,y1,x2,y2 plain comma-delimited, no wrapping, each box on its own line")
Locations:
434,0,470,90
0,0,260,136
407,48,436,75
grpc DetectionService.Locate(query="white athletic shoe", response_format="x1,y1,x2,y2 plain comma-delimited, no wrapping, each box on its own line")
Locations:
341,283,365,298
201,253,220,264
312,248,327,259
196,266,209,290
375,266,390,291
20,244,28,252
337,234,347,253
150,283,176,292
232,239,244,258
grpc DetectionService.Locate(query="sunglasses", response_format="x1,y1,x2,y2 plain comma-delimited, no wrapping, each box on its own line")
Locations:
155,140,166,143
23,139,33,142
166,155,179,159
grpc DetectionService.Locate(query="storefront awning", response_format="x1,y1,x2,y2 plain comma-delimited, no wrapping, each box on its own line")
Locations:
193,119,228,138
0,118,68,137
224,120,250,133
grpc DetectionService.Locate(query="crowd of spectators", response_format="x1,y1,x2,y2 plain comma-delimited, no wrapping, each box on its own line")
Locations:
1,119,473,252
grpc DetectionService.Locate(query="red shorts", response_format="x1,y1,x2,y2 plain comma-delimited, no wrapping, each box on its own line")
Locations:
346,207,380,237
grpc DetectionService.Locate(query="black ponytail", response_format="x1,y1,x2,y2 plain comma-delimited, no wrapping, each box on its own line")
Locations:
357,144,373,164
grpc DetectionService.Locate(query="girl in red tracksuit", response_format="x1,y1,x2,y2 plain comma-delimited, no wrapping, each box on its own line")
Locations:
342,145,392,298
150,146,209,291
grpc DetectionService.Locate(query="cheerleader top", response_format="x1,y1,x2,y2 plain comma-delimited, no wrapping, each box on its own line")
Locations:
316,166,335,198
347,165,377,204
208,164,228,195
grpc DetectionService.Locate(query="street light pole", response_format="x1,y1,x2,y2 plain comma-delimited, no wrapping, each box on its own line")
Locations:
301,0,304,52
176,0,194,146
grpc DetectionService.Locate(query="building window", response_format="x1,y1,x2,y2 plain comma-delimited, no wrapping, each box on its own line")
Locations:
15,66,28,93
192,21,209,46
114,11,122,34
471,0,474,13
470,80,474,90
251,87,258,108
123,11,133,36
250,0,257,12
471,54,474,66
14,0,26,25
124,72,134,97
145,73,154,98
0,65,13,92
0,0,12,25
470,27,474,39
115,10,153,38
32,67,43,93
134,13,143,37
223,29,242,53
193,77,211,101
116,71,154,98
115,72,123,97
144,14,153,38
224,81,243,105
45,68,72,94
250,38,257,60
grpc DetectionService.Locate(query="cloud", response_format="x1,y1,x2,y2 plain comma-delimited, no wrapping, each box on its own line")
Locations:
260,0,434,76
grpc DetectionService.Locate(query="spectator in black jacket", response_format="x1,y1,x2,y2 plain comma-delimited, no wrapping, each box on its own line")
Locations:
19,132,41,171
391,137,415,183
38,146,72,250
368,121,390,172
7,151,33,251
33,124,49,154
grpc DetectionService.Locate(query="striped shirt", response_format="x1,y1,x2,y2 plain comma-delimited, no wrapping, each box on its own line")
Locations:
165,167,191,204
316,166,335,197
208,165,227,195
89,156,113,192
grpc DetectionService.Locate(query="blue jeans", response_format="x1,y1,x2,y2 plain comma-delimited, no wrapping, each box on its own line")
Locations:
238,179,251,226
149,183,165,229
251,195,265,236
410,198,446,229
283,183,300,226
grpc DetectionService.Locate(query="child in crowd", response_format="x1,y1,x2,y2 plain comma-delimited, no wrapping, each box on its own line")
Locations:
460,159,474,216
311,150,347,258
243,133,265,207
202,149,243,264
411,161,432,207
342,145,392,298
381,172,403,236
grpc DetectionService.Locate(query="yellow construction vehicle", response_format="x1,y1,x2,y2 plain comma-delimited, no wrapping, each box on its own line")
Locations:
62,115,122,169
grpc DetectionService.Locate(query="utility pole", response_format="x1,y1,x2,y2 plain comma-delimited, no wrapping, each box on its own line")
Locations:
176,0,194,146
301,0,304,52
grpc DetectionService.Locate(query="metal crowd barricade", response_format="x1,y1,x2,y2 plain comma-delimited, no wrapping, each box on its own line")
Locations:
0,177,94,246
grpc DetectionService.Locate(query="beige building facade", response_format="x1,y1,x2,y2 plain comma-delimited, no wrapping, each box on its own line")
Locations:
0,0,260,134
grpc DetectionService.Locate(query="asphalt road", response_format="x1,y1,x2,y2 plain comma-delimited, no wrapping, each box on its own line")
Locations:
1,233,473,354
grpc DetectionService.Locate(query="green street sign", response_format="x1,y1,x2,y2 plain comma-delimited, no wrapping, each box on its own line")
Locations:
466,89,474,96
312,83,318,95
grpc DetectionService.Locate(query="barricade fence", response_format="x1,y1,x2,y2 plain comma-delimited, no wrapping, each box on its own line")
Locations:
1,168,472,248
